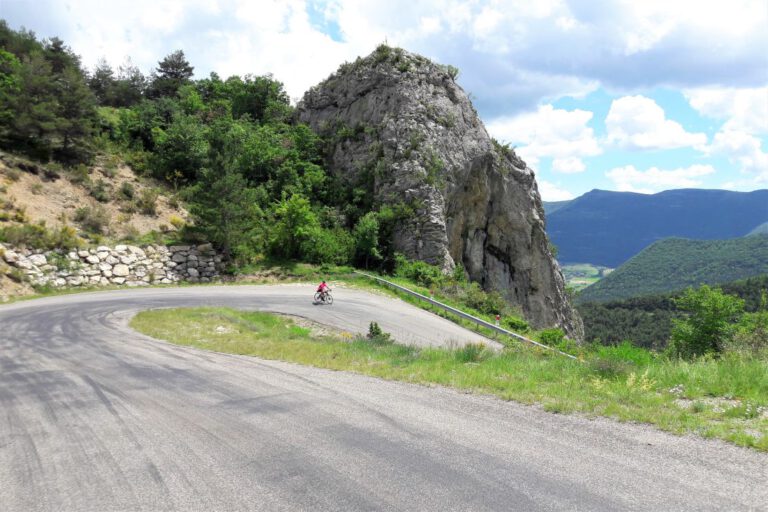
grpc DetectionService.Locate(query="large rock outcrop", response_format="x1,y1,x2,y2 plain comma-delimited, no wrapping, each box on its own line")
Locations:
297,46,583,338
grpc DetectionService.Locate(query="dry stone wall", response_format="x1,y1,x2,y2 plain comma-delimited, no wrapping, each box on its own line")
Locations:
0,243,224,288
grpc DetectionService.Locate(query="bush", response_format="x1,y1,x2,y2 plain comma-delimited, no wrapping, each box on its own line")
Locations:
118,182,135,200
366,321,393,345
539,328,565,346
74,205,110,234
88,179,111,202
4,167,22,181
668,285,745,358
0,222,82,250
68,164,90,185
169,214,185,230
454,343,488,363
725,296,768,357
394,253,444,288
136,189,158,215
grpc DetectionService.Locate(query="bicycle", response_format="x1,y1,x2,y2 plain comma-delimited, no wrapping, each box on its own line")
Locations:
314,289,333,305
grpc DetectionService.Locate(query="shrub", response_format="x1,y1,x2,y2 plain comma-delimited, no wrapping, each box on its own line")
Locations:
88,179,111,202
539,328,565,346
68,164,90,185
725,296,768,357
30,183,43,194
118,182,135,200
136,189,159,215
0,223,81,250
454,343,488,363
366,321,393,345
668,285,745,358
169,214,185,230
4,167,22,181
394,253,444,288
74,205,110,234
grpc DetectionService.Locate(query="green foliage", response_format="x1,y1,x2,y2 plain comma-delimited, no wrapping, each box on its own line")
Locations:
726,293,768,356
87,179,111,202
118,181,135,200
187,161,264,262
366,321,393,344
579,275,768,349
0,22,97,162
454,343,488,363
0,222,82,250
668,285,745,358
579,235,768,303
147,50,194,98
539,328,565,346
353,211,381,268
74,205,110,234
135,189,158,215
394,253,443,287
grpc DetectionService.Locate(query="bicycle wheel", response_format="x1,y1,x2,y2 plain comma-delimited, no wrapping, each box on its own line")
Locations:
314,291,322,303
325,293,333,305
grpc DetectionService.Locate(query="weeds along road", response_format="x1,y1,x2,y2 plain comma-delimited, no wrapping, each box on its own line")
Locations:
1,285,766,511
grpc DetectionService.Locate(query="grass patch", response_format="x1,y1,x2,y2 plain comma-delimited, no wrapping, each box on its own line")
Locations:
131,307,768,451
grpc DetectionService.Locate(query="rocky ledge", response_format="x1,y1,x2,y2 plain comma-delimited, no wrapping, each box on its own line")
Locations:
297,46,583,338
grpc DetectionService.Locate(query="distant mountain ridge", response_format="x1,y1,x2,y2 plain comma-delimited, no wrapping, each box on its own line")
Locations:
546,188,768,267
577,234,768,303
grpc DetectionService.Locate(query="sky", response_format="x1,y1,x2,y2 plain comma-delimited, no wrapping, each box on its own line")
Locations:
2,0,767,200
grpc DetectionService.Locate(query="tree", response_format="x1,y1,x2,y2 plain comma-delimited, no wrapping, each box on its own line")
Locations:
668,285,745,358
88,58,116,105
112,58,145,107
54,65,97,161
0,49,21,126
353,211,381,268
148,50,194,98
270,194,320,259
188,160,264,261
150,113,209,185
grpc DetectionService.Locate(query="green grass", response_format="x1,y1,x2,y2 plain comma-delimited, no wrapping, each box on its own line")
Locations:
131,308,768,451
561,263,613,291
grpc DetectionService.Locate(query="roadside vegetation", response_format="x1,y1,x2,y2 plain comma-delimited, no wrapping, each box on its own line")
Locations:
131,306,768,451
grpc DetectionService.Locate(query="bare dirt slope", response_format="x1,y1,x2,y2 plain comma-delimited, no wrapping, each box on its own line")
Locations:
0,151,189,300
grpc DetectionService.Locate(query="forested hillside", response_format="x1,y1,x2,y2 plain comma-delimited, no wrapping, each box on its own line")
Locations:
0,21,392,267
577,235,768,303
546,188,768,267
578,275,768,348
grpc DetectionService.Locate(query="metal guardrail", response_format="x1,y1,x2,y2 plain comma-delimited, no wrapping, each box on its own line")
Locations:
353,271,577,360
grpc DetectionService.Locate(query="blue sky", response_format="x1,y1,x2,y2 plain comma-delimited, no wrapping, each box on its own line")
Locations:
2,0,766,200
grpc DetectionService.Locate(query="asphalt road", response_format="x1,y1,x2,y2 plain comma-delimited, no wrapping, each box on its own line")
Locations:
1,285,766,511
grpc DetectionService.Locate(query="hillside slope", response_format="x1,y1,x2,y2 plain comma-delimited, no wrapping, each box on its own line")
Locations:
0,152,187,240
547,188,768,267
577,234,768,303
578,274,768,348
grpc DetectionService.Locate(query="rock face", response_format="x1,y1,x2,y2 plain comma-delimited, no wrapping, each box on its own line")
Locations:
297,46,583,338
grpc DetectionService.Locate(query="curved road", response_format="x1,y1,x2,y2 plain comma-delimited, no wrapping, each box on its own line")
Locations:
1,285,766,511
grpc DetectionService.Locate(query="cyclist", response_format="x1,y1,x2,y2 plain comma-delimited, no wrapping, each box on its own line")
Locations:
316,280,330,301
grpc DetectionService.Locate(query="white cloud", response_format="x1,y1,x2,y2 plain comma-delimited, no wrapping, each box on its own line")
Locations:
684,87,768,135
2,0,766,116
606,95,707,150
551,157,585,174
708,129,768,184
486,105,600,171
538,180,575,201
606,164,716,193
